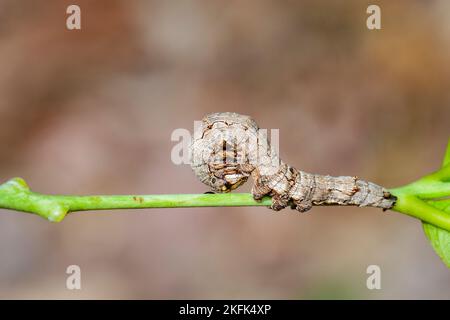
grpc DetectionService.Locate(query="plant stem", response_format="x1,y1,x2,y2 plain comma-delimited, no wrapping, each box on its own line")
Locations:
61,193,273,211
2,138,450,231
1,175,450,231
390,195,450,231
0,177,272,222
389,138,450,232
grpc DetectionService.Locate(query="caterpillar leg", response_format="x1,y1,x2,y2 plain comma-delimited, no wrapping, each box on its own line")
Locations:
290,199,313,213
270,193,291,211
251,164,297,211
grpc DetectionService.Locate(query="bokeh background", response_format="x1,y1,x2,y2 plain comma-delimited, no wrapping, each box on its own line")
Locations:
0,0,449,299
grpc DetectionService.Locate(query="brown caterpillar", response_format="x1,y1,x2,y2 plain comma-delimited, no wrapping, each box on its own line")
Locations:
190,112,396,212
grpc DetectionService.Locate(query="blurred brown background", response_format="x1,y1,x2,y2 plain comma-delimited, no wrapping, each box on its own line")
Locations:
0,0,449,299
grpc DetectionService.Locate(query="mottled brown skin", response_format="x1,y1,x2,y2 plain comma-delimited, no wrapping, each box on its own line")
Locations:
190,112,396,212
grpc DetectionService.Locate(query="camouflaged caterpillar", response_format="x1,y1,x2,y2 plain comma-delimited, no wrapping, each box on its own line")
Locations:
190,112,396,212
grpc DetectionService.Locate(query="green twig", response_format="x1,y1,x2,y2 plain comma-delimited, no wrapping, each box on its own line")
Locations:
0,178,271,222
390,138,450,232
1,139,449,231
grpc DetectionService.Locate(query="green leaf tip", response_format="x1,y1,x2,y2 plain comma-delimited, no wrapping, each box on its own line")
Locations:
423,222,450,268
420,139,450,268
443,138,450,168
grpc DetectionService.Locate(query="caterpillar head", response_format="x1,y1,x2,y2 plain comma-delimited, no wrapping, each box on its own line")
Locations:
204,163,252,193
190,112,258,193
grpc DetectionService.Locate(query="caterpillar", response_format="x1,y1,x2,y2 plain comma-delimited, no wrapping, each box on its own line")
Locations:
190,112,396,212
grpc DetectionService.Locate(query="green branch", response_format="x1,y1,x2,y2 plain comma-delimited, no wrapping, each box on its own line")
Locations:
0,138,449,234
1,138,449,268
0,178,272,222
389,138,450,231
388,138,450,267
390,195,450,231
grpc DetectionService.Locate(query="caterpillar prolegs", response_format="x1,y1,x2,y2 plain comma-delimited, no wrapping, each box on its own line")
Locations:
190,112,396,212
